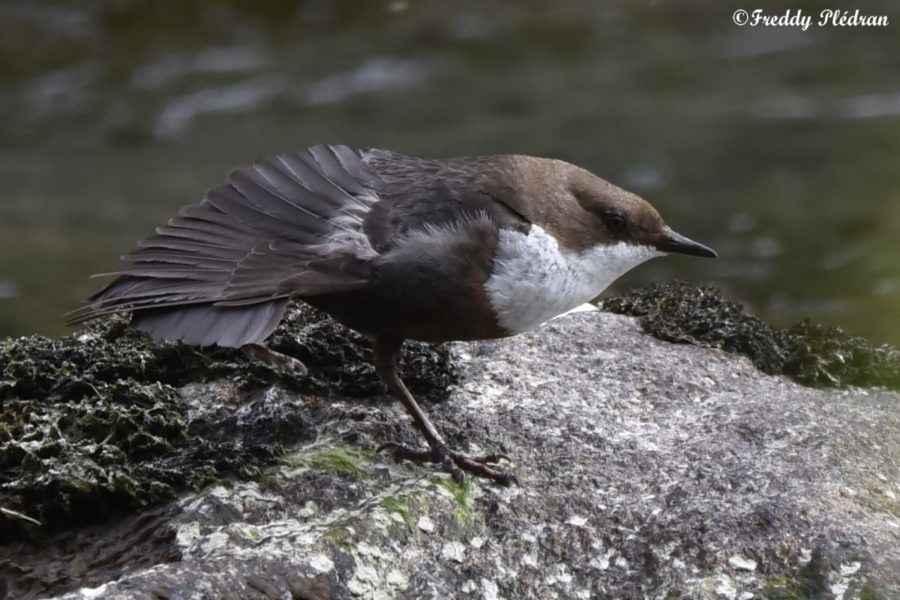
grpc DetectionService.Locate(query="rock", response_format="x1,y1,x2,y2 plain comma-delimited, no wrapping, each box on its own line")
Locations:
0,304,455,543
2,304,899,599
603,281,900,389
728,555,758,572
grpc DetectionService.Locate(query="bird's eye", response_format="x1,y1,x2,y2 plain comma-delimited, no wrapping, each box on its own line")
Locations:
604,212,627,233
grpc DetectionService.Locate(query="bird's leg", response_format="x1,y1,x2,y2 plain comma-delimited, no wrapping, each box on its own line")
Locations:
373,335,515,486
241,343,308,377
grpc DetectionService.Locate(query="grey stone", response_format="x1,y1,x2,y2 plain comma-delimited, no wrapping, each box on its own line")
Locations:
37,312,900,598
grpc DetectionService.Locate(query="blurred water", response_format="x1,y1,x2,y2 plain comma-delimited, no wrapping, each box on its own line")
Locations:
1,0,898,345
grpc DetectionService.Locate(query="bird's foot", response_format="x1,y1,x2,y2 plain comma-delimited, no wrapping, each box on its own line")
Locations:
241,343,308,377
378,442,516,486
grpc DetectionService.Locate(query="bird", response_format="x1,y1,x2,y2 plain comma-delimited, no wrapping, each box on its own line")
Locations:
69,144,717,485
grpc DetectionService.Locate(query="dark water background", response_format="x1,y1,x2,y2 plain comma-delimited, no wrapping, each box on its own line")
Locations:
1,0,898,346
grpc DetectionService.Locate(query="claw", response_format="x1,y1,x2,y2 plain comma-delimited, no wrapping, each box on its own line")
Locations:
468,453,510,464
378,442,515,486
242,343,308,377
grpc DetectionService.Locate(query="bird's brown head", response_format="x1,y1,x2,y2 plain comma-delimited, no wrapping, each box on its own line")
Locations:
562,165,718,259
500,156,715,262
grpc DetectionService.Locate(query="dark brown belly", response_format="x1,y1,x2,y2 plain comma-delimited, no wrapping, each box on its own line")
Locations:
305,283,508,342
304,209,517,342
304,236,510,342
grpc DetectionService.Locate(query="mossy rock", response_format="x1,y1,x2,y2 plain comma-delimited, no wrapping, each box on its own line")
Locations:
0,303,457,542
603,282,900,390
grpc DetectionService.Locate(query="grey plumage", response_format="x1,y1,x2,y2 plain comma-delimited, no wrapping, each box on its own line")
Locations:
131,300,288,348
68,144,382,347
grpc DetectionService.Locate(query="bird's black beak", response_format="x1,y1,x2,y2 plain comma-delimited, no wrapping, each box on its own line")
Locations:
657,230,718,258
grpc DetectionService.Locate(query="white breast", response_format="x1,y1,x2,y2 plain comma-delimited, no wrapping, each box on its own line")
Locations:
484,225,662,334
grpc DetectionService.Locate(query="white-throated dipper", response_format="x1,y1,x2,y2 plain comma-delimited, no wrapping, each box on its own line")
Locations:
70,144,717,485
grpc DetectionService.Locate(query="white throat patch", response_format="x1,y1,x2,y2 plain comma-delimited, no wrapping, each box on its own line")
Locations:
485,225,662,334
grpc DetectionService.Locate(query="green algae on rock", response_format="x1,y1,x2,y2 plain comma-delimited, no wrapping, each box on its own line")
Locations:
603,282,900,390
0,303,458,542
0,328,274,542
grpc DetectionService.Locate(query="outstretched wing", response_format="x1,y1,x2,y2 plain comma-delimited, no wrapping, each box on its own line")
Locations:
70,145,534,348
68,144,382,347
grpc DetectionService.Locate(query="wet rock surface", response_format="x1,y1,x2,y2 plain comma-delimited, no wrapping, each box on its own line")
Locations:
2,289,899,599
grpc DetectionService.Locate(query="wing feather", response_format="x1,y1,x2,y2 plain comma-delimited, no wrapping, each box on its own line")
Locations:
69,145,380,346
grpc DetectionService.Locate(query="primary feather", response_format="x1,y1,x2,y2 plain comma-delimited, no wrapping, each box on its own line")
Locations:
68,144,382,346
